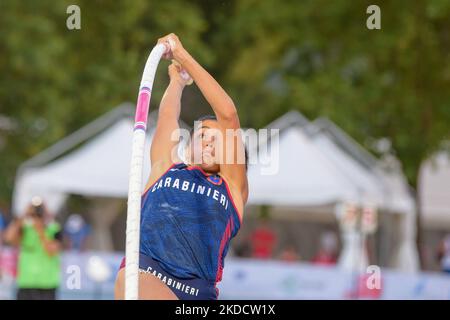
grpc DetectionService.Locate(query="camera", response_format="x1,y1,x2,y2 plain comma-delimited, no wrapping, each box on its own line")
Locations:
31,196,44,218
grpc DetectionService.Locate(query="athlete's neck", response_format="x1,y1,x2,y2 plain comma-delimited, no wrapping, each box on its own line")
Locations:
186,162,219,176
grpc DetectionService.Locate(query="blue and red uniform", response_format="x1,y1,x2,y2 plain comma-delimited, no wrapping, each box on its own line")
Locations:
120,162,242,300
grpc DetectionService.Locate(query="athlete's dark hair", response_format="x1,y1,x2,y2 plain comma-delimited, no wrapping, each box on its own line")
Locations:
196,114,218,122
190,115,248,171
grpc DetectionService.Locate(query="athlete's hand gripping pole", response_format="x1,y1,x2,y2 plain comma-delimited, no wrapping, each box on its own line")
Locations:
164,35,193,85
125,42,170,300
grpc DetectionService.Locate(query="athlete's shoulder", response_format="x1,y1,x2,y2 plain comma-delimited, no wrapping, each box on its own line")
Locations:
144,161,186,193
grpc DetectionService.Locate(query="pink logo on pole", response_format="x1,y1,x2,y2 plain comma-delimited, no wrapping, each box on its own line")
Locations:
135,88,151,129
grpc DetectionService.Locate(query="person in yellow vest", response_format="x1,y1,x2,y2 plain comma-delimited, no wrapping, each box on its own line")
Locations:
4,197,62,300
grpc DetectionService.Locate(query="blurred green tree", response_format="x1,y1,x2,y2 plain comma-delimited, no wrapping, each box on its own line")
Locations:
0,0,209,205
209,0,450,266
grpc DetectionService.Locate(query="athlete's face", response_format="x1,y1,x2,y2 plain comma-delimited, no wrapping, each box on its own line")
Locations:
190,119,221,173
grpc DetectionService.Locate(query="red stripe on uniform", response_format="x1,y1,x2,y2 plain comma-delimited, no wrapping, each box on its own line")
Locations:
215,217,233,285
222,177,243,225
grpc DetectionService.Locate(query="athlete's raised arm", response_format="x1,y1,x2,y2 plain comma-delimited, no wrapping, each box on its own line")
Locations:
158,33,248,203
146,62,190,189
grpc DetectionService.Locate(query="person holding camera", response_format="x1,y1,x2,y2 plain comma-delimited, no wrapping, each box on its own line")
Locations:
0,208,6,280
4,197,62,300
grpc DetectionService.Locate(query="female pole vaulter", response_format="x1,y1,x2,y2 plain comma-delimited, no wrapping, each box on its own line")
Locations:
115,33,248,300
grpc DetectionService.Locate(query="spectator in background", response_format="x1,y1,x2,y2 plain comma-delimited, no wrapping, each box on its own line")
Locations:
4,197,62,300
0,208,6,232
234,239,251,258
278,244,301,262
312,231,338,266
63,213,91,252
0,208,6,280
249,217,277,259
437,234,450,274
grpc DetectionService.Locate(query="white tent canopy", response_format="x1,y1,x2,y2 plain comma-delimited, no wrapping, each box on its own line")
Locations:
17,107,413,215
14,118,149,214
246,111,418,272
419,151,450,228
312,118,415,215
309,128,385,207
248,126,379,207
13,104,187,214
247,113,414,214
